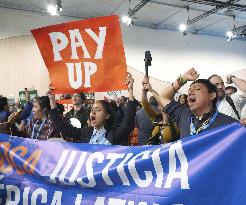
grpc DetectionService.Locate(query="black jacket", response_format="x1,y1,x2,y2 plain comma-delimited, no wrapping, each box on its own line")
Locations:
164,100,237,138
49,101,136,145
135,105,160,145
65,106,89,128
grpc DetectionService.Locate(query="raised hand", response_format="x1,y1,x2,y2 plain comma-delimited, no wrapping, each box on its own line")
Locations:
125,72,134,101
226,75,234,84
182,68,199,82
24,88,30,101
47,90,55,101
142,76,153,92
124,72,134,91
46,88,56,109
240,118,246,126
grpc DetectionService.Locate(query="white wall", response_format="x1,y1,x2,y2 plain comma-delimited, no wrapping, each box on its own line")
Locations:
0,25,245,99
0,35,50,98
121,25,246,82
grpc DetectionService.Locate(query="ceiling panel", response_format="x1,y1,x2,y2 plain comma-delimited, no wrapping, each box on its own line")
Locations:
0,0,245,40
0,0,46,11
0,7,78,39
133,3,181,26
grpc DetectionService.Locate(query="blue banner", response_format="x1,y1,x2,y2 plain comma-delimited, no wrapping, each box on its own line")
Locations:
0,122,246,205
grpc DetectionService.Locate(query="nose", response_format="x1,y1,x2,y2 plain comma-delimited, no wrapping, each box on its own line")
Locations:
188,89,194,95
217,84,223,89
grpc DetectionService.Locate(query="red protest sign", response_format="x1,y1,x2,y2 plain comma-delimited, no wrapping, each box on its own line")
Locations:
31,15,127,94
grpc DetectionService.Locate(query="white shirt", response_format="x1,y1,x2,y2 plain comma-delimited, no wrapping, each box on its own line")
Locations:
217,91,246,120
241,104,246,119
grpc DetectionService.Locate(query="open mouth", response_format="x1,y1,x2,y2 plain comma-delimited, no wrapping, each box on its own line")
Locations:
90,116,96,122
188,96,196,104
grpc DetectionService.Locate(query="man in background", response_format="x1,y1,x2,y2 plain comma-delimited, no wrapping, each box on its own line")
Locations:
135,96,160,145
209,74,246,120
65,93,89,128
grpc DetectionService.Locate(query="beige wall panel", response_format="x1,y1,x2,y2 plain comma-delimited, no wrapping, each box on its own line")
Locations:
0,35,170,101
0,35,245,101
0,35,49,98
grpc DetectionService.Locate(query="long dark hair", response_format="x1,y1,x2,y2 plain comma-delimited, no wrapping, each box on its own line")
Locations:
35,96,51,117
178,94,188,105
191,79,218,109
97,100,115,131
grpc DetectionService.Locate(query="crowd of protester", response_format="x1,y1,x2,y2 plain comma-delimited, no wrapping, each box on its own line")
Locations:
0,69,246,146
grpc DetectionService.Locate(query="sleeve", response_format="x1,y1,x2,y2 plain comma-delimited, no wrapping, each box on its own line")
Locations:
141,100,159,121
49,108,89,142
163,100,190,127
19,120,32,138
79,110,89,128
231,91,246,110
0,122,11,135
19,102,33,120
48,120,63,139
64,110,71,119
8,102,33,127
117,106,125,122
162,122,180,143
114,100,137,144
1,111,11,123
241,105,246,119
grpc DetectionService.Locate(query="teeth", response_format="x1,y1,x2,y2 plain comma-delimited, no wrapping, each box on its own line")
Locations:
189,98,196,103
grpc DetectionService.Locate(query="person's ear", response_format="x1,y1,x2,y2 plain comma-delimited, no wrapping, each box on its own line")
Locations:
105,113,110,119
209,92,217,101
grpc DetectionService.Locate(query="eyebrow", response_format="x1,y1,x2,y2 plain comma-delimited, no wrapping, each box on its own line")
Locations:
190,85,200,88
92,106,102,109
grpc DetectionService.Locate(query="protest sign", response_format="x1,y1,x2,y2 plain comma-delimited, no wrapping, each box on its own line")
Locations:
32,15,127,93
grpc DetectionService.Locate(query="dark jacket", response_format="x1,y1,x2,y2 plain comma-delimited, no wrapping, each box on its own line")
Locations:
135,105,160,145
0,102,33,135
65,106,89,128
0,102,33,123
114,105,125,124
49,101,136,145
164,100,237,138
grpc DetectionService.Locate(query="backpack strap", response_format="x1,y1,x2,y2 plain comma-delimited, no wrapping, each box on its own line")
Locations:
225,96,240,120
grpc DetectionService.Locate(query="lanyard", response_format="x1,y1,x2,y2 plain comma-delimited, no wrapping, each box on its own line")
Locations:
190,111,218,136
31,119,46,139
